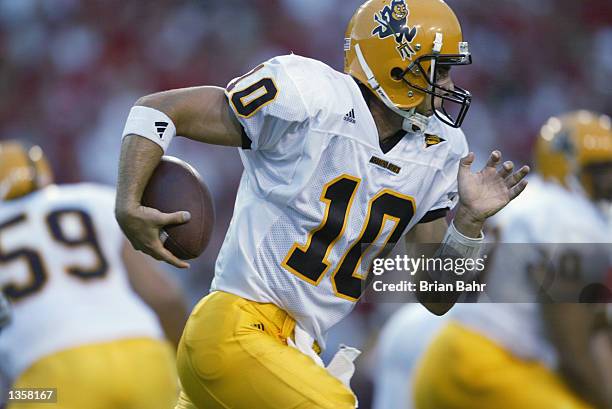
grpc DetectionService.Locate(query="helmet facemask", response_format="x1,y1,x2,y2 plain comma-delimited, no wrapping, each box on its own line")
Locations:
391,41,472,128
581,161,612,203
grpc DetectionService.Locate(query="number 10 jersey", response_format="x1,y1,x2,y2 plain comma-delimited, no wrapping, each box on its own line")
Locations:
213,54,468,348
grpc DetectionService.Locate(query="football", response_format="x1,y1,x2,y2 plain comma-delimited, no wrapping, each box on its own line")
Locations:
141,156,214,260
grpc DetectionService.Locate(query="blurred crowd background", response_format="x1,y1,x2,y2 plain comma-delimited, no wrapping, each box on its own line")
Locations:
1,0,611,406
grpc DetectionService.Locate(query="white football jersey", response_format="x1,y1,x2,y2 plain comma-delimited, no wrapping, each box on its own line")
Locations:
454,175,612,369
213,54,468,347
0,184,163,381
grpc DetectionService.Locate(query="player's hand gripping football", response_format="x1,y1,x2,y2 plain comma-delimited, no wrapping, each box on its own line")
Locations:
116,205,191,269
455,151,530,236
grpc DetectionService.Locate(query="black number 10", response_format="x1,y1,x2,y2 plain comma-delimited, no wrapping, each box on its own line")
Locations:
283,175,415,301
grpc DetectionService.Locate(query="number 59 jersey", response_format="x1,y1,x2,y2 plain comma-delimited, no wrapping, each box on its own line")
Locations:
0,184,163,381
213,55,468,347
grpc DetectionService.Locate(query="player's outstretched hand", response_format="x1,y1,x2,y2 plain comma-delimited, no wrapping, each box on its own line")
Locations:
455,151,530,234
115,205,191,269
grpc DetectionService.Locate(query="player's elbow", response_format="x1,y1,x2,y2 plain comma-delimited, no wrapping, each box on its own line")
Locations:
135,93,161,109
134,92,179,123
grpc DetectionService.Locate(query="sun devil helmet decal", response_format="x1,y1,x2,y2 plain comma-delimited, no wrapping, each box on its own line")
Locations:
372,0,418,60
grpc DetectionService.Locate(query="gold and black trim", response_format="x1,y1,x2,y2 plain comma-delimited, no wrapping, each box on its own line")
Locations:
230,77,279,119
283,175,416,302
331,189,416,301
282,175,361,286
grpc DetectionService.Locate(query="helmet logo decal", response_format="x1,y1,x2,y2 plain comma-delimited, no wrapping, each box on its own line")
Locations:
372,0,418,60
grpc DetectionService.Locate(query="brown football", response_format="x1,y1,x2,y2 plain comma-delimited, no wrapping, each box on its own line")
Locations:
141,156,214,260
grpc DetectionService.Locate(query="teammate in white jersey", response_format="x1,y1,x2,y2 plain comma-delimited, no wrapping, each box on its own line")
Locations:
115,1,530,408
411,111,612,409
372,304,446,409
372,176,611,409
0,141,187,409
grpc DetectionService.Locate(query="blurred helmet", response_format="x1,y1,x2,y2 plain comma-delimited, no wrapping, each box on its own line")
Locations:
535,110,612,199
344,0,472,129
0,141,53,201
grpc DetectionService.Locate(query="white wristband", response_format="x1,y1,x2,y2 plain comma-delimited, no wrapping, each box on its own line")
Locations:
437,221,484,265
122,106,176,153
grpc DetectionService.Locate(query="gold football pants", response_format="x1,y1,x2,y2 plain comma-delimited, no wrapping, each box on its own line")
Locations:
8,338,178,409
413,321,593,409
175,291,355,409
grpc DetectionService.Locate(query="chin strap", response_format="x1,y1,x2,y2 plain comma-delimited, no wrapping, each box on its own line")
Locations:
403,113,429,132
355,44,429,132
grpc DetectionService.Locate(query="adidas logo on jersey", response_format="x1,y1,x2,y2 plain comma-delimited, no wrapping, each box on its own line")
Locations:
155,121,168,138
344,109,356,124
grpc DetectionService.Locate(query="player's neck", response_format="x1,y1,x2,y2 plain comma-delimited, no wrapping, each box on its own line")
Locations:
369,97,403,143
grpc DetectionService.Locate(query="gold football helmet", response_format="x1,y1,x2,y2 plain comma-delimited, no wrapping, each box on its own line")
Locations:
535,111,612,199
345,0,472,128
0,141,53,201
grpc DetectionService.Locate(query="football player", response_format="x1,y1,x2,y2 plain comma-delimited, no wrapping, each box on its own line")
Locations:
0,141,187,409
115,1,530,408
410,111,612,409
